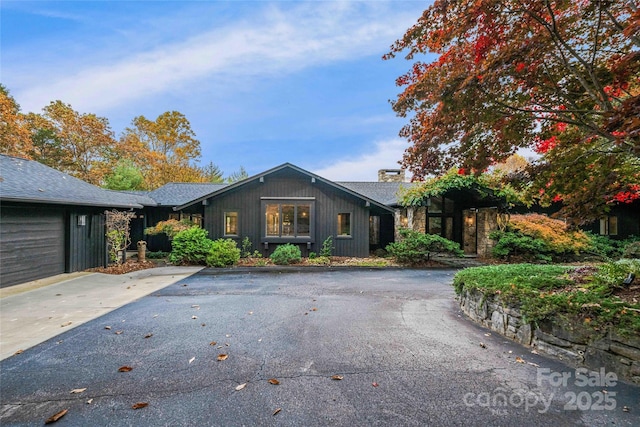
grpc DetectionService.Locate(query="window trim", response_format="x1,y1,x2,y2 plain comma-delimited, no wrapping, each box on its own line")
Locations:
261,198,315,243
337,212,352,239
223,211,239,237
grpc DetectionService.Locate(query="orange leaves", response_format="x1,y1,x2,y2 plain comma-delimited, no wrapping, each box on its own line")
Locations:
44,409,68,424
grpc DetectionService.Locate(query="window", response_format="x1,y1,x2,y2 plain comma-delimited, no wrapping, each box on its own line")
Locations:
600,216,618,236
337,213,351,237
224,212,238,236
263,200,313,240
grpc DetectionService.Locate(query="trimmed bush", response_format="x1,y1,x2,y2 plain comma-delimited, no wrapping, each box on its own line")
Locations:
169,227,213,265
206,239,241,267
270,244,302,265
386,228,463,265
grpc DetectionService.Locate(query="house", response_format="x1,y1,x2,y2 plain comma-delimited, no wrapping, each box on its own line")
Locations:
173,163,396,257
0,154,155,287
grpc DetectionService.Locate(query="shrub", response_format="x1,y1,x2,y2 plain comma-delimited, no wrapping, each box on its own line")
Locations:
146,251,170,259
307,256,331,265
145,219,195,240
270,244,302,265
584,232,626,259
169,227,213,265
386,228,463,265
623,241,640,259
491,214,592,262
308,252,317,259
206,239,241,267
489,230,552,263
320,236,334,258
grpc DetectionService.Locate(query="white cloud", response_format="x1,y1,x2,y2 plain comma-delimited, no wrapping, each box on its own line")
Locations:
11,2,420,114
312,138,409,181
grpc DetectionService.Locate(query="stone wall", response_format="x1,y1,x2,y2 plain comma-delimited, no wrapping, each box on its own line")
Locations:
459,289,640,384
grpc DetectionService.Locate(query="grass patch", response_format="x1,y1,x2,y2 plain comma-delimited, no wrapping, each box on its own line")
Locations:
454,262,640,336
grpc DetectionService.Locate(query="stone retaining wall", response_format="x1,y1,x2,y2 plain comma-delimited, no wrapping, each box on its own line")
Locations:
459,289,640,384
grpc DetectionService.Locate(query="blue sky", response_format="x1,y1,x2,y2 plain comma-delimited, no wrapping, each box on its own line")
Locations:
1,1,434,181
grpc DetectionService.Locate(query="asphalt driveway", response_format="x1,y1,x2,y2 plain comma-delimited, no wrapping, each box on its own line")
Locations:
1,269,638,426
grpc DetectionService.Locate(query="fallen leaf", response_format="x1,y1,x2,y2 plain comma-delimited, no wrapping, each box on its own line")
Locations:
118,366,133,372
331,375,344,380
86,399,93,404
268,378,280,385
225,343,230,347
189,357,195,364
201,323,206,327
115,331,123,335
484,333,491,336
528,362,540,368
623,406,629,412
217,354,228,361
531,350,539,355
104,326,112,330
273,408,282,416
144,333,153,339
226,334,231,338
479,342,487,349
14,349,23,355
235,383,247,391
61,321,72,327
515,357,525,364
132,402,148,410
70,388,87,394
192,305,200,309
372,382,379,387
44,409,68,424
153,314,158,318
192,315,198,319
248,311,253,315
209,341,217,346
311,308,318,311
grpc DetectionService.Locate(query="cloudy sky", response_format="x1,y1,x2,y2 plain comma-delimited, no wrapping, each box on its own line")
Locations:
1,1,434,181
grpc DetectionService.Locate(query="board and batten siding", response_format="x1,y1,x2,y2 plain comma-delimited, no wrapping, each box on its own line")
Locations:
203,176,371,257
0,206,65,288
67,211,107,272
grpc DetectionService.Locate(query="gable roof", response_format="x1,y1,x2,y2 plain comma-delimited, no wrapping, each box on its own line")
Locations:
0,155,155,209
144,182,228,206
175,163,395,213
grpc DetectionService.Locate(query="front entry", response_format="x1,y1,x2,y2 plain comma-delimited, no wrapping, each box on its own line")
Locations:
462,209,477,255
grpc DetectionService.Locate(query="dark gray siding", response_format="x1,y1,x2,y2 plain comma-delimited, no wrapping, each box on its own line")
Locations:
0,206,65,287
67,211,106,272
204,175,372,257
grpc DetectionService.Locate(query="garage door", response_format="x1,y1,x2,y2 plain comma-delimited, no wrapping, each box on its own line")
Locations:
0,207,65,288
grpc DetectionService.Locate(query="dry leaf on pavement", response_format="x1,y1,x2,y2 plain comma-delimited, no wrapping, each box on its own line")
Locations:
268,378,280,385
44,409,68,424
235,383,247,391
132,402,149,410
217,354,228,361
70,388,86,394
118,366,133,372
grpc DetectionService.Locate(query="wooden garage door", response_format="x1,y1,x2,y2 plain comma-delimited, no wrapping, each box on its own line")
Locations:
0,207,65,288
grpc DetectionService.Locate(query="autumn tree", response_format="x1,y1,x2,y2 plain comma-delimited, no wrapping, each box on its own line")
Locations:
386,0,640,222
120,111,204,188
0,84,32,158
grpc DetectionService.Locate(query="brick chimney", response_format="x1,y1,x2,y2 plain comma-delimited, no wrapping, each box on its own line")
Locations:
378,169,405,182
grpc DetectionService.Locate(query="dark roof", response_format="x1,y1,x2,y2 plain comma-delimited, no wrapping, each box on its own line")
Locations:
175,163,395,213
145,182,228,206
0,155,155,208
337,181,409,206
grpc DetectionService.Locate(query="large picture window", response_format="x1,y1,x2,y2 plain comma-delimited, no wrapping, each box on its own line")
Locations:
263,199,314,240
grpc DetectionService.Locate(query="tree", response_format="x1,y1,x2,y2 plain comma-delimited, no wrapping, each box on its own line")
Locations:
0,84,32,158
201,161,224,183
120,111,203,188
226,166,248,183
103,159,145,191
36,101,116,185
385,0,640,222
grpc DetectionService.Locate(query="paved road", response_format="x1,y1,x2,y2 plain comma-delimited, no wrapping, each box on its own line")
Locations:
1,269,638,426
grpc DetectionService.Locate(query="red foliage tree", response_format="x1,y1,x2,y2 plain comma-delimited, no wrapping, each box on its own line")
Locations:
386,0,639,222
